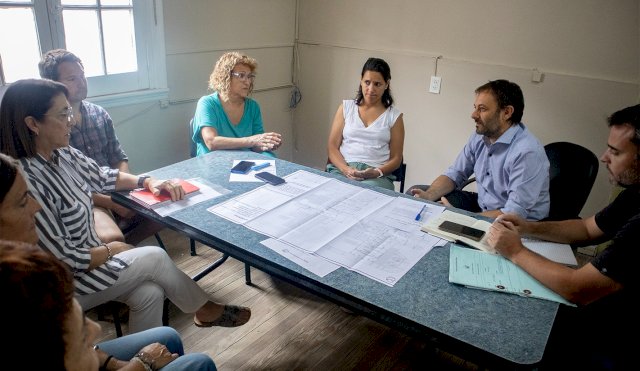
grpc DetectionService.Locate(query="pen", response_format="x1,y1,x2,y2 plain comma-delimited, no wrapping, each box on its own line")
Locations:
251,162,271,171
415,204,427,221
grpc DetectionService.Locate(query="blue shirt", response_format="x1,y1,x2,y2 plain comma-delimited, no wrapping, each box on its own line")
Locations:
443,123,550,220
192,92,274,157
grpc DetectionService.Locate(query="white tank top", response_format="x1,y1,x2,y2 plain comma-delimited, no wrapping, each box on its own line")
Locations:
339,99,401,167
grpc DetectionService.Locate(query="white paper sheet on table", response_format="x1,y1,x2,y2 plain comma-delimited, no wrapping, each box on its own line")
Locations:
229,159,277,182
260,238,340,277
522,238,578,266
211,170,446,286
209,170,330,224
153,178,229,217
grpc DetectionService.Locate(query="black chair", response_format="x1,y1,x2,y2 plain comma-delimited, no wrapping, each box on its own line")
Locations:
188,118,252,284
461,141,599,221
543,141,599,221
392,162,407,193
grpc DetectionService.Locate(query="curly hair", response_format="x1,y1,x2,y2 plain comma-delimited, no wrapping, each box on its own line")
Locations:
0,240,75,371
38,49,83,81
208,52,258,100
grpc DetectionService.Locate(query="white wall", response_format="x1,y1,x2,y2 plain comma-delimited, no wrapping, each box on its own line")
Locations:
292,0,640,217
107,0,297,174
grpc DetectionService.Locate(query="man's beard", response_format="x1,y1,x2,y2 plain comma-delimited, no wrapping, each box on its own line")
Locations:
610,162,640,187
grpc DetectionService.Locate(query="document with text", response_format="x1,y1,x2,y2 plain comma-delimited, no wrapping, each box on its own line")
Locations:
449,245,575,306
210,170,446,286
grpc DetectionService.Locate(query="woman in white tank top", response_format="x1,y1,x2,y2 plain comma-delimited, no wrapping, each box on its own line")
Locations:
326,57,405,190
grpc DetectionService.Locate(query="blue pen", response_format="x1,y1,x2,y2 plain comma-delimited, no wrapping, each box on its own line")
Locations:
251,162,271,171
415,204,427,221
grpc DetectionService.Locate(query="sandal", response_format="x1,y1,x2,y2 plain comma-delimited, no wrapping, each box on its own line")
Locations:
194,305,251,328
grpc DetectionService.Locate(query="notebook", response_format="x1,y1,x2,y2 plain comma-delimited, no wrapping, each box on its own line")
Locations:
130,179,200,208
449,244,575,306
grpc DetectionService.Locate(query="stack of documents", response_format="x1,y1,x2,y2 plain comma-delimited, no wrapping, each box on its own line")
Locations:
209,170,446,286
422,210,578,266
421,210,495,253
449,245,575,305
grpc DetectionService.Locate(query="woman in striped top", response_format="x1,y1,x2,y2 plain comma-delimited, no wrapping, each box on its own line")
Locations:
0,79,250,334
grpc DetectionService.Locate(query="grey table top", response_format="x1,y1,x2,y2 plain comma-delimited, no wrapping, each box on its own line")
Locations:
115,150,558,368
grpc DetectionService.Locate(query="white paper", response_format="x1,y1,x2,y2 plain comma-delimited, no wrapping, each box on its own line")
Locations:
153,178,228,217
208,170,330,224
229,159,277,182
260,238,340,277
522,238,578,266
211,170,444,286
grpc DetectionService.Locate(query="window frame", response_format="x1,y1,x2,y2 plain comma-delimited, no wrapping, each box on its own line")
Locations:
0,0,168,108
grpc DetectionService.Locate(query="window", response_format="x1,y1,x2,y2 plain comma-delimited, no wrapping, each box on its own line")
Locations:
0,0,167,106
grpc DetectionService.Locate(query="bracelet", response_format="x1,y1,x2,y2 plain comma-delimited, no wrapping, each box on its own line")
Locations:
137,175,151,188
131,355,153,371
374,168,384,178
100,355,114,371
103,243,113,260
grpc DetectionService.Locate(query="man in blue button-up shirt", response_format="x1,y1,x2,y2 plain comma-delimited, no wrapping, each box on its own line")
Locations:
410,79,550,220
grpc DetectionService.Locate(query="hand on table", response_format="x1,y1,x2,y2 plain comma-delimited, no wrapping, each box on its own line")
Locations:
148,178,185,201
251,132,282,152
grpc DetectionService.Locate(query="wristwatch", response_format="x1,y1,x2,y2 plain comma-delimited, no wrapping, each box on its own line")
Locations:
137,175,150,188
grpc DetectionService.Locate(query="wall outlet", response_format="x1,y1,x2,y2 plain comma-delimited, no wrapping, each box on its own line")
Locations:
429,76,442,94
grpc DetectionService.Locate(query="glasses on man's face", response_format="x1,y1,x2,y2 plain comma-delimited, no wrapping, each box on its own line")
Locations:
44,107,74,124
230,71,256,82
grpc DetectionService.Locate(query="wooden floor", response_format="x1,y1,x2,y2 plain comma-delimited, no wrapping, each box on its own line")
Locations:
91,228,590,370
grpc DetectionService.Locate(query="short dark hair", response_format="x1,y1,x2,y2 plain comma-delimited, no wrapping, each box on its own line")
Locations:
608,104,640,147
475,79,524,124
0,240,75,370
38,49,83,81
0,153,19,204
0,79,69,158
355,57,394,108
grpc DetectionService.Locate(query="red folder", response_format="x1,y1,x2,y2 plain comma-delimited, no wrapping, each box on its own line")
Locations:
129,179,199,208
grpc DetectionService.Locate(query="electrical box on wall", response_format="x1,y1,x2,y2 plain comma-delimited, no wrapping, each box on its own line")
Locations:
429,76,442,94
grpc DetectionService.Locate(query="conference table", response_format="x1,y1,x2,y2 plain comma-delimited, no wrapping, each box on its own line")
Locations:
113,150,559,370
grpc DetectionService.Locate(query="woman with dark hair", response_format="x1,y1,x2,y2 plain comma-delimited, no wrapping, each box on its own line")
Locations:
0,79,250,334
1,153,216,370
0,240,216,370
327,57,405,190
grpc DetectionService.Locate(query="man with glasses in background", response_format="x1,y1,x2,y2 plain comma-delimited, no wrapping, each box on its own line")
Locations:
39,49,160,245
408,79,550,221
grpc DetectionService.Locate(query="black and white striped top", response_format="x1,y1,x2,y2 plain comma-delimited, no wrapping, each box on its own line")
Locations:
19,146,128,295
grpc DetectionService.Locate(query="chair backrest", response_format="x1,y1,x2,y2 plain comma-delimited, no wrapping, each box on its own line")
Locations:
189,118,197,158
544,141,599,221
392,162,407,193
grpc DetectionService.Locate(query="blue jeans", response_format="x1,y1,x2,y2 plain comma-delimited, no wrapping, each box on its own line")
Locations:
97,327,216,370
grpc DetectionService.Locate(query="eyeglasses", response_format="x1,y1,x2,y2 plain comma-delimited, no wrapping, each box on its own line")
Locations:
230,71,256,81
44,107,74,124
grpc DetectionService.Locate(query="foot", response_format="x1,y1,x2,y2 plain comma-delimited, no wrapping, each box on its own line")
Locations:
194,303,251,328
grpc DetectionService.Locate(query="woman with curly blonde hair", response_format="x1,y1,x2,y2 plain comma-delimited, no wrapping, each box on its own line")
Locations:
192,52,282,157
